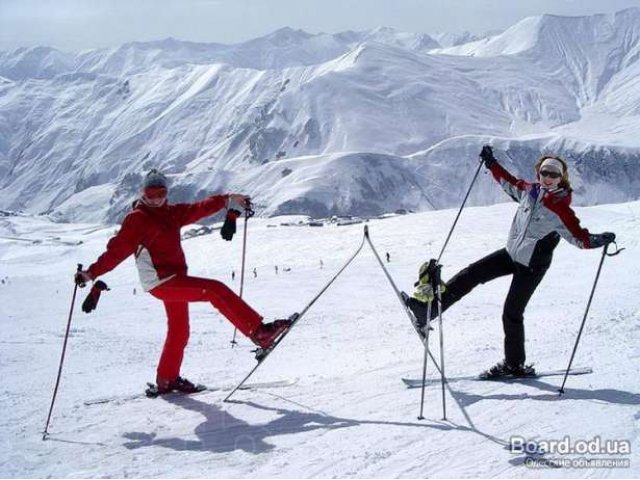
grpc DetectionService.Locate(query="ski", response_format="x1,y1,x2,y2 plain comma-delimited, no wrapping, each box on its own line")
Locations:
223,312,304,401
84,378,298,406
477,366,592,382
401,367,592,388
361,226,442,374
224,232,368,402
363,227,448,419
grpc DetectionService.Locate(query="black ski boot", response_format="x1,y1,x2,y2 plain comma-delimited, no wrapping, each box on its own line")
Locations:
401,291,435,338
479,361,536,380
171,376,204,394
146,376,206,397
403,293,428,329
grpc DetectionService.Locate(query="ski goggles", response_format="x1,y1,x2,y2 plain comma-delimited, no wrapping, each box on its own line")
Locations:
539,170,562,179
143,186,168,199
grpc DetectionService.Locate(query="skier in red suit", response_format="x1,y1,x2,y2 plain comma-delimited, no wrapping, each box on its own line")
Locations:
75,170,290,394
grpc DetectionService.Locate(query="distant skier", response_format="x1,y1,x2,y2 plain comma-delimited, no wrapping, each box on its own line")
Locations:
253,267,257,278
386,252,391,263
275,265,278,275
232,270,235,281
406,146,616,379
74,170,291,395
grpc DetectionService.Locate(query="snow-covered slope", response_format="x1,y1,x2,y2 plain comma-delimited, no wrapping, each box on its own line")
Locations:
1,10,640,222
0,201,638,477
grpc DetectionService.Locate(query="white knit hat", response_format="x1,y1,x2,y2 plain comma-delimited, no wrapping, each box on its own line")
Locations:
540,158,564,174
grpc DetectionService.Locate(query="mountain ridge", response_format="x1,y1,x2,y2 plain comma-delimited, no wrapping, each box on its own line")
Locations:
1,9,639,222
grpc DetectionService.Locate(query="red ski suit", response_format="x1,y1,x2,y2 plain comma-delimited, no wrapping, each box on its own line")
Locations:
87,195,262,381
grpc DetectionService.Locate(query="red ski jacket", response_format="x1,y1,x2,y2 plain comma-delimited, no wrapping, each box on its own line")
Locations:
88,195,229,291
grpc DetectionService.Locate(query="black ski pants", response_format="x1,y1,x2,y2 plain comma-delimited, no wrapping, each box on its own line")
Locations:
437,248,548,366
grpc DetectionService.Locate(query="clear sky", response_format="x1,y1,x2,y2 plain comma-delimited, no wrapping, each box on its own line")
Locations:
2,0,640,51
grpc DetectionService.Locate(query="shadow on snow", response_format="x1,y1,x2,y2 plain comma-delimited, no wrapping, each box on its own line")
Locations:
122,395,454,454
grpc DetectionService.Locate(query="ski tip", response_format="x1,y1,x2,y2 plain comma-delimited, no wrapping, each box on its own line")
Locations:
239,378,300,390
574,366,593,375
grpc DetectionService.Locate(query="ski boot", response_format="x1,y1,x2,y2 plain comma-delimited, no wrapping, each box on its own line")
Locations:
402,292,428,327
479,361,536,380
401,291,435,339
146,376,206,397
251,319,292,350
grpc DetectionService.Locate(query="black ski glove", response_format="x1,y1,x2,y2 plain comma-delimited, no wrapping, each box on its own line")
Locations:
81,280,109,313
589,232,616,248
220,209,241,241
480,145,497,168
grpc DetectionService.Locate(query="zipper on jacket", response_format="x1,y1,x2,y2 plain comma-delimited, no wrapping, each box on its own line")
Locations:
514,187,546,257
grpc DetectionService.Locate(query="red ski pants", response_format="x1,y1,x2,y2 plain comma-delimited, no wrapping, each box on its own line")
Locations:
150,275,263,381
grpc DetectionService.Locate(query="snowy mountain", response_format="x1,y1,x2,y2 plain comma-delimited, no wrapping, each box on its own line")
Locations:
431,31,481,48
1,9,640,222
1,201,638,477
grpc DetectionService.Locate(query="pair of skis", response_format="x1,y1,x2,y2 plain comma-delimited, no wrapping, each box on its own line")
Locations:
401,367,593,388
224,225,437,404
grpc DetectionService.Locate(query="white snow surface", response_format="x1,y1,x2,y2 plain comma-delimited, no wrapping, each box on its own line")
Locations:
0,200,638,478
1,9,640,221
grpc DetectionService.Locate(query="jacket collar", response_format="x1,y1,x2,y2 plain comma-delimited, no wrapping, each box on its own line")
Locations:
535,183,572,205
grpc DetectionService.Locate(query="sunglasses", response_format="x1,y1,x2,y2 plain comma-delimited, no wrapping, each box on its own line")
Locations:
539,170,562,179
144,186,168,199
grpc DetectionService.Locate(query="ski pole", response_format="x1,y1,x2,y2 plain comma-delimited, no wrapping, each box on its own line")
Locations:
417,264,447,420
437,156,483,263
43,264,82,440
419,155,482,417
436,279,447,420
417,301,433,420
231,202,255,346
559,241,624,395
